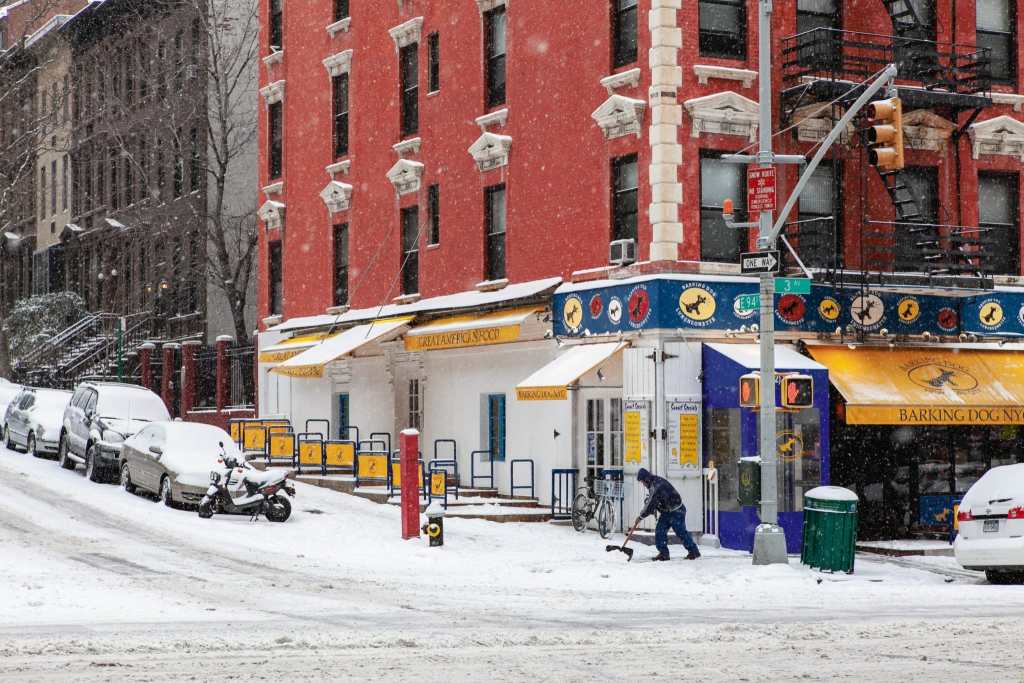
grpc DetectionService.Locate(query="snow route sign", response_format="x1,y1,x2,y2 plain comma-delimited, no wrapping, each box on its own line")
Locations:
747,166,776,213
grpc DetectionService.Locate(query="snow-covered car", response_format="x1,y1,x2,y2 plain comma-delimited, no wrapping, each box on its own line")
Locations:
120,422,246,507
58,382,171,483
954,463,1024,584
3,387,72,457
0,378,22,441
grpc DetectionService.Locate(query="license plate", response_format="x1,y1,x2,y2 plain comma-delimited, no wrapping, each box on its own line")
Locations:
984,519,1000,533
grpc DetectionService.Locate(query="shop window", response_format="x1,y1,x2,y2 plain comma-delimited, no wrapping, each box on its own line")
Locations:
979,172,1020,275
699,0,746,60
332,73,349,158
612,0,638,68
269,0,283,50
796,162,842,268
704,407,741,512
700,153,745,263
612,154,638,243
484,184,506,281
400,43,419,137
427,184,440,245
427,32,440,93
333,222,349,306
484,6,507,108
487,393,506,462
408,379,422,430
334,0,349,22
268,101,283,179
977,0,1017,85
268,240,282,315
401,206,419,295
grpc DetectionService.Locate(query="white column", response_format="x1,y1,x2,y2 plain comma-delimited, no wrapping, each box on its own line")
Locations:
648,0,683,262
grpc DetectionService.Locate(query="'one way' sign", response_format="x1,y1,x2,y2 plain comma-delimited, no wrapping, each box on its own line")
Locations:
740,250,780,275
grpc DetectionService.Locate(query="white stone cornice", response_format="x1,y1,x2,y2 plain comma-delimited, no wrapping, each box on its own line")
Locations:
592,94,646,140
326,17,351,37
262,49,283,69
388,17,423,49
323,49,353,77
262,181,284,197
386,158,424,195
600,68,642,95
258,200,286,230
326,160,351,177
476,0,507,13
468,132,512,171
683,90,759,142
475,108,509,131
320,180,353,213
969,115,1024,161
693,64,757,88
988,92,1024,112
259,80,285,106
792,103,852,144
901,109,956,151
393,137,422,157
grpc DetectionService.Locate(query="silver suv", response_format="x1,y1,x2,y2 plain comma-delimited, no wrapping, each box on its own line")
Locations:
58,382,171,483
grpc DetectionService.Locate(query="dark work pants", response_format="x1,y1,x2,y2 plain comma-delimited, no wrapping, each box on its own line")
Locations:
654,507,700,557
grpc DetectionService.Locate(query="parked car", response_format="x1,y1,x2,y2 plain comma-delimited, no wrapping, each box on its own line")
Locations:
3,387,72,457
120,422,246,507
0,379,22,443
58,382,171,483
954,463,1024,584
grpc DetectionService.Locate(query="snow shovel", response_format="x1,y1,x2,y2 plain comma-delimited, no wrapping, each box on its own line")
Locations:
606,517,641,561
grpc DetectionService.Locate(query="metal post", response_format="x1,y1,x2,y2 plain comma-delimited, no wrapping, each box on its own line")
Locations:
751,0,788,565
116,317,125,382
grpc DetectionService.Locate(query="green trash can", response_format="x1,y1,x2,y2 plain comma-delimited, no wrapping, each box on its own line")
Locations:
801,486,858,573
737,457,761,507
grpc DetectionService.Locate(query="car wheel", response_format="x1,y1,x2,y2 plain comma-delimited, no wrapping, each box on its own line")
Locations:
120,462,137,495
85,445,104,483
160,476,176,509
27,433,41,459
58,434,76,470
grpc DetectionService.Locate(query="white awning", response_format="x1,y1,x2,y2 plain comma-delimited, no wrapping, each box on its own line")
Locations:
258,331,336,363
272,317,412,378
705,343,826,371
404,306,541,351
515,342,628,400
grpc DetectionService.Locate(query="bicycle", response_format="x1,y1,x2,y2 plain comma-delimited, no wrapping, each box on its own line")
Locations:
571,477,622,538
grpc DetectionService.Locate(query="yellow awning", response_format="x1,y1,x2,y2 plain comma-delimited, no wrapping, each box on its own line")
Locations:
272,317,412,378
808,345,1024,425
515,342,627,401
259,332,334,363
404,306,542,352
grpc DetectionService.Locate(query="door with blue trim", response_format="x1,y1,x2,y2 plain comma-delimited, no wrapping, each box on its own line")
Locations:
336,392,350,440
487,394,506,461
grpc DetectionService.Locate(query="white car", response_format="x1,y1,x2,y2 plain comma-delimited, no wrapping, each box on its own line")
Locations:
954,463,1024,584
3,388,73,457
0,379,22,441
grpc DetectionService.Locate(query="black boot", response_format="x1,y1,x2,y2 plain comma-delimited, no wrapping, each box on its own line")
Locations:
685,551,701,560
652,552,670,562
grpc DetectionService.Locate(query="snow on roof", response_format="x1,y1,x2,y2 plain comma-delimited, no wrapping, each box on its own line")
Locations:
23,13,70,48
269,277,562,334
556,272,757,295
705,343,826,371
0,0,29,21
516,342,627,392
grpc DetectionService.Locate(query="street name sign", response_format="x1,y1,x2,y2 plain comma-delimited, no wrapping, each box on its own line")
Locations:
747,167,777,213
775,277,811,295
737,293,760,311
740,250,780,275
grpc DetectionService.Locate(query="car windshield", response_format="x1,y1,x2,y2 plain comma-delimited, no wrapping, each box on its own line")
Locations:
97,387,171,422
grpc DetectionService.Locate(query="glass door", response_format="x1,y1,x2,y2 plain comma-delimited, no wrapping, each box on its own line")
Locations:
583,396,624,491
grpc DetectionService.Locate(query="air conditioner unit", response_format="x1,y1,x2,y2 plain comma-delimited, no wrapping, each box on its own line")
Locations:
609,238,636,266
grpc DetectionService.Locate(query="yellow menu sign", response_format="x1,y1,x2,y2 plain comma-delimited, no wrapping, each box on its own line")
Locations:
623,400,649,465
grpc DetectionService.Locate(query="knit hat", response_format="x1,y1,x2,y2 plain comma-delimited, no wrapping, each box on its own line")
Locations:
637,467,651,483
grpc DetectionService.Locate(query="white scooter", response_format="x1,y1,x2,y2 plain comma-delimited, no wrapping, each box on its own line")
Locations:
198,445,295,522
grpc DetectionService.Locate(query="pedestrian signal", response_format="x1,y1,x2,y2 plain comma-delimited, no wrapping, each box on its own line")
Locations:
781,374,814,409
739,373,760,408
865,97,904,170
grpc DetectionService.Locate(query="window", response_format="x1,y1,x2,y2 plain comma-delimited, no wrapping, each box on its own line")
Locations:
612,154,638,242
979,172,1020,275
427,32,440,92
62,75,69,121
172,133,184,199
268,101,283,179
484,6,507,108
700,154,746,262
401,206,419,295
977,0,1016,84
334,0,349,22
699,0,746,59
61,155,68,211
268,240,283,315
48,160,56,216
332,73,349,158
612,0,638,68
39,166,46,219
408,379,422,430
400,43,419,137
487,394,506,461
427,184,440,245
796,162,842,268
269,0,283,49
333,222,349,306
190,127,201,191
797,0,838,33
899,166,938,269
485,184,507,280
796,0,840,69
125,147,133,205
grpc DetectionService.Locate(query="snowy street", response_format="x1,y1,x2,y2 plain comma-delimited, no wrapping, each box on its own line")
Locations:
2,446,1024,681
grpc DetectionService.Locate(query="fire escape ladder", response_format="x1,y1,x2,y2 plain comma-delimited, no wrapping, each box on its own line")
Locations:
880,0,927,38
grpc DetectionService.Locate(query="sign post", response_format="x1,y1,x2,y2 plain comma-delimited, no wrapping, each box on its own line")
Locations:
400,429,420,540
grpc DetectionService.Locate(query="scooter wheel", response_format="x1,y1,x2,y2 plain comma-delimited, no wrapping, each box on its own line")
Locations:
197,502,214,519
266,496,291,523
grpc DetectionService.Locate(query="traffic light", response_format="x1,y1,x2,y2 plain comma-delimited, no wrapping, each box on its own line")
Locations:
865,97,904,170
739,373,760,408
781,374,814,409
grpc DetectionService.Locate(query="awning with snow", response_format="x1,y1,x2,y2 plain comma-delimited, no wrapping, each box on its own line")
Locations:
808,345,1024,425
515,342,628,401
272,317,412,378
404,306,542,352
258,331,336,363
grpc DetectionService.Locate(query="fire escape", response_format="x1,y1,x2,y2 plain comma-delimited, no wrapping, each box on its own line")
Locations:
780,2,994,289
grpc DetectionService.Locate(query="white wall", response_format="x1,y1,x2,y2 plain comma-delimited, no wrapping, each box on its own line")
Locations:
345,355,394,446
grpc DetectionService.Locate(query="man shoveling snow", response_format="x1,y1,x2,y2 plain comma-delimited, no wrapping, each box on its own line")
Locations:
637,468,700,562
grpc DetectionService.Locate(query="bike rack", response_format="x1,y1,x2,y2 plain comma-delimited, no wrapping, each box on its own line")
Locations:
433,438,457,463
323,439,357,474
369,431,392,455
470,449,495,489
360,439,388,453
551,469,578,519
305,419,330,440
296,432,326,475
428,458,460,500
341,425,360,447
427,461,451,509
354,449,389,487
510,459,535,500
264,428,296,467
388,454,426,499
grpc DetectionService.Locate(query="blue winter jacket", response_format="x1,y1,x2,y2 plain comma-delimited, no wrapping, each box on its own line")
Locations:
637,469,682,518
